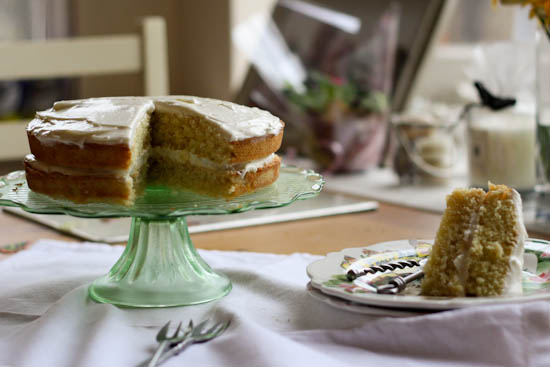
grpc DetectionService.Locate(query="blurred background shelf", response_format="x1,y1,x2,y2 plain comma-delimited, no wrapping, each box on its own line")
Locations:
0,121,29,160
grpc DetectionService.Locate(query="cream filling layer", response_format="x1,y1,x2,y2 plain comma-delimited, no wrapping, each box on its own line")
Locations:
25,154,130,178
453,210,480,292
152,148,277,177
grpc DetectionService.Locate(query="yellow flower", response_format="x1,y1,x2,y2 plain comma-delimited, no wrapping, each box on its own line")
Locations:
493,0,550,24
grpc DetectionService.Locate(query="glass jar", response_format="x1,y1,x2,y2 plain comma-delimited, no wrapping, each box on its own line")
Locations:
392,117,459,184
467,106,536,193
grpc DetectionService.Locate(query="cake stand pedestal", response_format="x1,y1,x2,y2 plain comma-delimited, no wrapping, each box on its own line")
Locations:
0,167,323,308
89,216,232,307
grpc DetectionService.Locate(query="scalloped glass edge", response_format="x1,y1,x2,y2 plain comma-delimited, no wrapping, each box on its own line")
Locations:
0,165,324,218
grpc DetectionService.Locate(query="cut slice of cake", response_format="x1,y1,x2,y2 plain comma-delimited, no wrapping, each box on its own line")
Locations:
24,96,284,205
421,183,526,297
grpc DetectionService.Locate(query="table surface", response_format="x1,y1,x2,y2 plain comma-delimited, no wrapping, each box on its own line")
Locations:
1,161,549,255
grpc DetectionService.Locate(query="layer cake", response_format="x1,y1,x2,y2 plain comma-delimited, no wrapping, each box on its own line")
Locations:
421,183,526,297
24,96,284,205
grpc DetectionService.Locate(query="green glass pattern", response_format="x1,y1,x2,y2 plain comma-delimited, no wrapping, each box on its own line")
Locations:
0,166,324,307
89,217,232,307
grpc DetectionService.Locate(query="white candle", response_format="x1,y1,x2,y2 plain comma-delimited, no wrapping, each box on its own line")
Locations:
468,108,536,192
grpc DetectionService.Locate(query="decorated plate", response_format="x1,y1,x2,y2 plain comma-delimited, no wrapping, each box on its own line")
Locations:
306,282,428,317
307,239,550,311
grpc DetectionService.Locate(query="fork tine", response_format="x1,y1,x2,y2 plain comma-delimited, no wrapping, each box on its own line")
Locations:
156,322,171,342
219,319,231,332
196,320,231,341
166,321,194,350
204,322,225,336
155,319,231,366
173,321,183,337
192,319,210,335
212,320,231,335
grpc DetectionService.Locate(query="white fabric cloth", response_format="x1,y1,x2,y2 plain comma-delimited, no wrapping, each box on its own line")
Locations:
0,240,549,367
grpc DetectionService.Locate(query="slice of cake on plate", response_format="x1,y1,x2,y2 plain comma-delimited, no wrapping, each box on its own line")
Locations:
24,96,284,205
421,183,526,297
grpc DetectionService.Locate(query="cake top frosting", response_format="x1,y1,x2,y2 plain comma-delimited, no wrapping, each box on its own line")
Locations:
27,96,283,147
155,96,282,141
29,98,154,147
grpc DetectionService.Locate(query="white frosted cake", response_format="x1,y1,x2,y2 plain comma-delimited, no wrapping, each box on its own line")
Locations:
25,96,284,205
421,183,526,297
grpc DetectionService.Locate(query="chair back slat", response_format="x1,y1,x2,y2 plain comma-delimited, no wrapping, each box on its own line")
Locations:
0,35,141,80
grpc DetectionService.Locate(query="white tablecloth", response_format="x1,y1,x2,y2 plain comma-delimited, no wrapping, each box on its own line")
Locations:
0,240,549,367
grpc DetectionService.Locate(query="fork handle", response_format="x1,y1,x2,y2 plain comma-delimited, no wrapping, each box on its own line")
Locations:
156,339,193,366
147,341,168,367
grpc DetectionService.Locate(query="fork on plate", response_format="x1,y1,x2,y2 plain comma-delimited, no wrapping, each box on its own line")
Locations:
346,258,427,294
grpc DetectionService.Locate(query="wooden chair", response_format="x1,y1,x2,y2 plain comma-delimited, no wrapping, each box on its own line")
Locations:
0,16,169,161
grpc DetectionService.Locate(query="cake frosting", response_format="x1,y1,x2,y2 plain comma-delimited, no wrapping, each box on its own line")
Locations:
27,96,283,148
29,98,154,147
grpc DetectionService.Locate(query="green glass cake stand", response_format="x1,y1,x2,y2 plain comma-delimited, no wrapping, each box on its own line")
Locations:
0,166,323,308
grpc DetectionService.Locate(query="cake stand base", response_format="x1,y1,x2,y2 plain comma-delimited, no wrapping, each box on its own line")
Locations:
88,216,231,308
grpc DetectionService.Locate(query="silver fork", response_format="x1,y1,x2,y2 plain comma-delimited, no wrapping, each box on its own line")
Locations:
155,319,231,366
147,321,192,367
